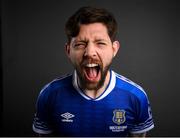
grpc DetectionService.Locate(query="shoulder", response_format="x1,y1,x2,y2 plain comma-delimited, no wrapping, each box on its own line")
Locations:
113,71,148,101
38,73,73,98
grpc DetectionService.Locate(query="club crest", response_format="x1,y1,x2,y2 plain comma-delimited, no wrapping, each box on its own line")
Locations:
112,109,126,125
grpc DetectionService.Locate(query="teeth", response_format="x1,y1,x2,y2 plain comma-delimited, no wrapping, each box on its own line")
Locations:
85,63,98,67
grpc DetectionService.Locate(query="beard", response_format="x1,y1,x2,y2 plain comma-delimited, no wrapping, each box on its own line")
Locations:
75,58,112,91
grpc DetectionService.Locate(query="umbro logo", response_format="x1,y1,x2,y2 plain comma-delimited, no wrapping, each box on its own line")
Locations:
61,112,75,122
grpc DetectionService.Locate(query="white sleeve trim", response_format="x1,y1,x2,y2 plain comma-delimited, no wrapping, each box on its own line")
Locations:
32,124,53,134
130,124,154,134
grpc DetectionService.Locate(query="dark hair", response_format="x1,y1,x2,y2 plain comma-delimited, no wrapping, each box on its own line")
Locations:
65,6,118,43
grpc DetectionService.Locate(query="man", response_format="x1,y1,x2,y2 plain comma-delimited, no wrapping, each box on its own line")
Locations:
32,6,154,137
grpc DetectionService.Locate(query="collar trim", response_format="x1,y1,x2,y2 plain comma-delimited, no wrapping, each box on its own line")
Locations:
72,70,116,101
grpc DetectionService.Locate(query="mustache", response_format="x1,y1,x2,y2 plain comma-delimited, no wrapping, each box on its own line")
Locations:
81,58,101,66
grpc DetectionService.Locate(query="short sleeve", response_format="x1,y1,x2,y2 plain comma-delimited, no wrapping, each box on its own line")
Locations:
32,85,53,134
129,89,154,134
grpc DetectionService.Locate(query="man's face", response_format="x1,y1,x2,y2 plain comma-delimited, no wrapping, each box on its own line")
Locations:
66,23,119,90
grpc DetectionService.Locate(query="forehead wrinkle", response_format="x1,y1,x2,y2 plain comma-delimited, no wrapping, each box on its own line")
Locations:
74,23,110,43
76,37,88,42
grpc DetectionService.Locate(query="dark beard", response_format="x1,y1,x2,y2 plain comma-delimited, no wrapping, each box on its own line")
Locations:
76,64,111,91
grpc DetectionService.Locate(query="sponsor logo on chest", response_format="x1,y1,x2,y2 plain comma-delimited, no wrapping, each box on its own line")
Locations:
60,109,127,132
109,109,127,132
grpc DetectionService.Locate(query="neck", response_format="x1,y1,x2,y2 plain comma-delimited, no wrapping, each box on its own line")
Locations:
79,70,111,99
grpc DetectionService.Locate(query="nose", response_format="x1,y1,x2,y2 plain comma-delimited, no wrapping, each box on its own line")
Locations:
84,42,97,58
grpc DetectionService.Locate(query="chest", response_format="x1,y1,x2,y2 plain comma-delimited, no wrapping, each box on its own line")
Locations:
50,94,136,136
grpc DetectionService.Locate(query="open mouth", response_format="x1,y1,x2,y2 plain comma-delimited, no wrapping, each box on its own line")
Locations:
83,63,101,82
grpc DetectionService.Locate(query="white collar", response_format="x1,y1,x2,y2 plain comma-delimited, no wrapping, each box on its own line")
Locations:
72,70,116,101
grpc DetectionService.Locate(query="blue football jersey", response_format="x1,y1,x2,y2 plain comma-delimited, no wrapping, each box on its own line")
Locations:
33,70,154,136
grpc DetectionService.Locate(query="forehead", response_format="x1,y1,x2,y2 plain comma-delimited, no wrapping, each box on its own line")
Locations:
76,23,109,40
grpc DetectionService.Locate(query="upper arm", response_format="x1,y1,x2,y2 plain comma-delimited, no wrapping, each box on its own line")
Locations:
129,89,154,134
32,85,54,135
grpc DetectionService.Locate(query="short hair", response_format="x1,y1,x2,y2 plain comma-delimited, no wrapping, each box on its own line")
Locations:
65,6,118,43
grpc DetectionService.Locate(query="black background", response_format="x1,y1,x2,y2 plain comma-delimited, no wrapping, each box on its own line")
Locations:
2,0,180,136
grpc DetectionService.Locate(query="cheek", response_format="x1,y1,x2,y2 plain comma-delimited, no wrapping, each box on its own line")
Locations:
69,51,83,64
100,52,113,66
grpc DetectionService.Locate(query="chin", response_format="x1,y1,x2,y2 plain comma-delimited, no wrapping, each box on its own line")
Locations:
84,83,99,90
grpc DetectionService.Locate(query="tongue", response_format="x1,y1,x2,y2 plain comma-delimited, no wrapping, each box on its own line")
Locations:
86,67,98,78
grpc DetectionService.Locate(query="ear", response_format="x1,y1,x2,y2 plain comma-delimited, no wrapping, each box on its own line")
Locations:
112,40,120,57
65,43,71,58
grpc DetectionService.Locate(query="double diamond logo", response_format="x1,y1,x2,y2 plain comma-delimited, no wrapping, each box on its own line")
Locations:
61,112,75,122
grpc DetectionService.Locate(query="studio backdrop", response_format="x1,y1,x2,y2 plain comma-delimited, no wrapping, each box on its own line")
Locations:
2,0,180,136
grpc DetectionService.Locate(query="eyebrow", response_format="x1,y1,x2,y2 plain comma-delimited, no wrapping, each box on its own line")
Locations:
71,39,87,45
94,39,108,43
76,40,88,43
75,38,89,43
72,38,108,45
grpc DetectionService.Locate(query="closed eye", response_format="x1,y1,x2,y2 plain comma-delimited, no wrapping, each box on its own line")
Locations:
97,42,106,46
74,43,86,48
98,42,106,45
